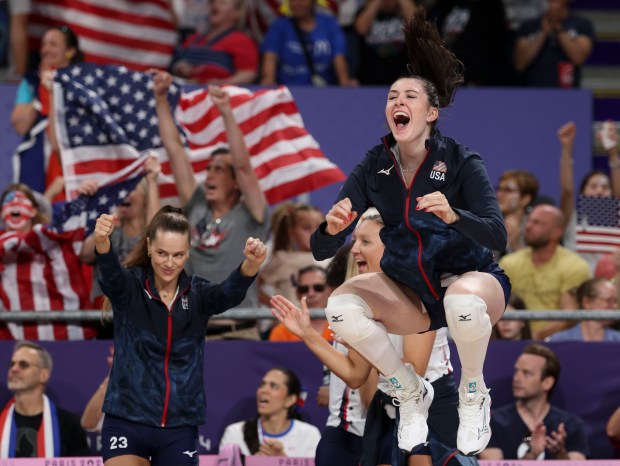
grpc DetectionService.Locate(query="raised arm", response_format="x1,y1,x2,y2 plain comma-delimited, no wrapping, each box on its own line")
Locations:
94,213,115,255
209,85,268,223
271,295,373,388
557,121,576,229
354,0,382,36
153,71,198,205
144,154,162,224
601,121,620,197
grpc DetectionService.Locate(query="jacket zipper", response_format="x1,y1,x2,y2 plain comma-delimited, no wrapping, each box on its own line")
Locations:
383,139,440,300
161,307,173,427
148,283,190,427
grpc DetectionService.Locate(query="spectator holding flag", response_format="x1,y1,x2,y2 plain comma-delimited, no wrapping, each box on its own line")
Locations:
94,206,267,465
559,120,620,273
154,70,269,339
79,154,162,309
0,182,96,340
10,25,83,198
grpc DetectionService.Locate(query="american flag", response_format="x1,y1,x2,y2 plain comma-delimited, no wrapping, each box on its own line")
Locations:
27,0,178,70
0,225,97,340
432,160,447,173
12,116,49,193
176,85,346,204
52,63,176,199
53,63,345,205
575,195,620,255
51,174,145,236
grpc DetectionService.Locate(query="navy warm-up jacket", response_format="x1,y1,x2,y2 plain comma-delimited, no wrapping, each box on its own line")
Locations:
97,247,255,427
311,131,507,303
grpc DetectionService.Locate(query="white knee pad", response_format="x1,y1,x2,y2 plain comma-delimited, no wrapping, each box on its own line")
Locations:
444,294,491,343
325,294,375,344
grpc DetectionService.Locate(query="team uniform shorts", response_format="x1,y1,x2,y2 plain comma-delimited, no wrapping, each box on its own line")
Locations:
101,414,199,466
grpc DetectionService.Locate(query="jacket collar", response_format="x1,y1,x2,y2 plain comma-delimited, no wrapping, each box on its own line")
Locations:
143,265,191,300
382,130,444,154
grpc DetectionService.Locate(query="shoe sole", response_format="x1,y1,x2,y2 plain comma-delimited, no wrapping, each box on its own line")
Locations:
457,448,483,457
400,442,430,455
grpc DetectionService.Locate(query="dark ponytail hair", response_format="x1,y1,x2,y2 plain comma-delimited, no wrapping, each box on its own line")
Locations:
52,25,84,64
403,5,464,111
124,205,190,268
242,368,304,454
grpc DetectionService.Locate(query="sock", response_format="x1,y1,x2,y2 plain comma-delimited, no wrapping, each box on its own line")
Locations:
346,321,419,392
453,330,491,382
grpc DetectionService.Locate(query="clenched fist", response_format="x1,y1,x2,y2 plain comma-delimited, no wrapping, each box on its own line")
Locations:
240,237,268,277
94,214,116,254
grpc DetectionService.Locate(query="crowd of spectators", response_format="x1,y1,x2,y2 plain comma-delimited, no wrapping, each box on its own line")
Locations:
0,0,596,88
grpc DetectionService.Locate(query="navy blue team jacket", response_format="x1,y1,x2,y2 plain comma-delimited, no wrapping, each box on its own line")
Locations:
96,247,255,427
311,131,507,303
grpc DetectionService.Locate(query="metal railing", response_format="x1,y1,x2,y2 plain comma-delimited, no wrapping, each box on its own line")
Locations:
0,309,619,322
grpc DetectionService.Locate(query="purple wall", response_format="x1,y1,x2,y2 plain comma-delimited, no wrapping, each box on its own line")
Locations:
288,86,593,212
0,85,592,213
0,340,616,459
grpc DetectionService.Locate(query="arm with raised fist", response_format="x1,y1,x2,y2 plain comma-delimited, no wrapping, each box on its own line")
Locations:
94,214,116,254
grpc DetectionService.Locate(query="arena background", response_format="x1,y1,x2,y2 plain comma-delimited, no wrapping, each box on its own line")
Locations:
0,340,616,458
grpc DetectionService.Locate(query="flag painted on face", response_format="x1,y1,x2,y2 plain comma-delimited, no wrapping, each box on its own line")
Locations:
53,63,345,205
575,195,620,255
175,85,346,204
27,0,178,70
0,225,96,340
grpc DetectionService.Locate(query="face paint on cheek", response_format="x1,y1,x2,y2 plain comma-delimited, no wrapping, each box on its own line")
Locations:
1,192,36,231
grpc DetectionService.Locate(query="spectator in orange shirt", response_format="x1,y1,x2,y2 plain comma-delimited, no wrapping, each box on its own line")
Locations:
269,265,332,342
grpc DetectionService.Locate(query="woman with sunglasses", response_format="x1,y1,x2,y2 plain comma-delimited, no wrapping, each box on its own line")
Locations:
268,265,332,342
309,6,510,457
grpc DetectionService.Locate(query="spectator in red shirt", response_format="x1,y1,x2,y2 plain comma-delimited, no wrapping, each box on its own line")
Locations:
170,0,259,84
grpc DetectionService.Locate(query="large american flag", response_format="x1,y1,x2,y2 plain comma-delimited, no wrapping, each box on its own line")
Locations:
53,63,345,204
575,195,620,255
27,0,178,70
0,226,97,340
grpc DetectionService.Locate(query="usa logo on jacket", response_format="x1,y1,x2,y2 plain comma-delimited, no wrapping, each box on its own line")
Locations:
430,160,447,181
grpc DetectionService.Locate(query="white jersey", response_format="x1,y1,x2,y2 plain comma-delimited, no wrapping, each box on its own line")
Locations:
377,327,453,395
325,341,368,437
219,418,321,457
